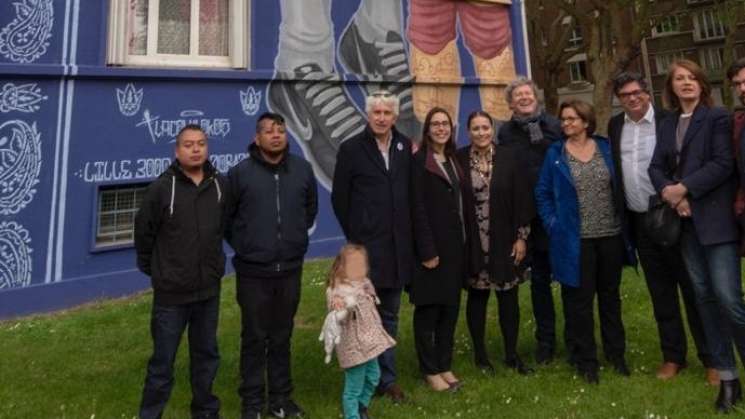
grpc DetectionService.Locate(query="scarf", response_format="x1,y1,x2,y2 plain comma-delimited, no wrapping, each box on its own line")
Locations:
511,111,544,144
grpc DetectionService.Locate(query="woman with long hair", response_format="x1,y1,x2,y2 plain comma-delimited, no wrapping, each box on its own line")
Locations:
456,111,536,375
649,59,745,413
410,107,466,391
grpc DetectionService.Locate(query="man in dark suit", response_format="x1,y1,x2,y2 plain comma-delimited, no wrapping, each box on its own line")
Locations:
331,90,414,402
608,72,714,383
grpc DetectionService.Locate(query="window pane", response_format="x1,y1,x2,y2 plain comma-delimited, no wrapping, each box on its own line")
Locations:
199,0,229,56
158,0,191,54
128,0,148,55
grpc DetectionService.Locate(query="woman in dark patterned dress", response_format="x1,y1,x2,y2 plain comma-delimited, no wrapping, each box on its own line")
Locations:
456,111,535,375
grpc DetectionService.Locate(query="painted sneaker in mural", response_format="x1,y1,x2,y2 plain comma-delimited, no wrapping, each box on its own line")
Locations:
338,21,421,142
268,63,366,190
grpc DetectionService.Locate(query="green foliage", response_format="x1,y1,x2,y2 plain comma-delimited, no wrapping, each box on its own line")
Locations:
0,260,739,418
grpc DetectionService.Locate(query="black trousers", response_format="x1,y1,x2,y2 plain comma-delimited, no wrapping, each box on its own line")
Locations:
236,270,301,411
466,287,520,362
413,303,460,375
632,212,712,367
562,235,625,373
139,296,221,419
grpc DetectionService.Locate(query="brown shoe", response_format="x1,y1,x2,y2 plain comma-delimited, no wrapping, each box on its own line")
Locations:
706,368,720,386
656,362,684,380
383,383,406,402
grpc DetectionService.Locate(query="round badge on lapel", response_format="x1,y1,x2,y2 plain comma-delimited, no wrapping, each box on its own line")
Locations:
397,142,403,151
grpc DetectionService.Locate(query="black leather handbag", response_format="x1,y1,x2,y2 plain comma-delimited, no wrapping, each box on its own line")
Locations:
644,194,681,247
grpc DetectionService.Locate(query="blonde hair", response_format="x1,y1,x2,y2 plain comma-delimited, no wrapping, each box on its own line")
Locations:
326,243,369,289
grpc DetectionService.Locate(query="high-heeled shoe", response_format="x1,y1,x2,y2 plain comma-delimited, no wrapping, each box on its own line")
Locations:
440,371,463,391
424,374,450,392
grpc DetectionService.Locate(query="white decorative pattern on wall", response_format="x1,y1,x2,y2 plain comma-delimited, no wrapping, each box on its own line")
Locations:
0,120,42,216
0,0,55,64
0,221,33,290
0,83,48,113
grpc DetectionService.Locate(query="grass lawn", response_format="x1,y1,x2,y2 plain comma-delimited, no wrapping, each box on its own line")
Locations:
0,258,740,419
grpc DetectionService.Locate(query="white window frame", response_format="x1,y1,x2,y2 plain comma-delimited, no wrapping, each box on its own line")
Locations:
568,61,587,83
651,15,681,37
95,184,148,248
567,26,583,49
699,46,724,70
694,9,725,41
107,0,249,68
653,51,686,75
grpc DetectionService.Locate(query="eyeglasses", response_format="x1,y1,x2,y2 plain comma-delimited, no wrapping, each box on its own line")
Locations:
560,116,581,124
618,89,646,100
430,121,450,128
370,91,394,98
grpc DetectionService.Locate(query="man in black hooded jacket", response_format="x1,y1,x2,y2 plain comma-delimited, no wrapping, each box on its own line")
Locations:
226,112,318,419
135,124,226,419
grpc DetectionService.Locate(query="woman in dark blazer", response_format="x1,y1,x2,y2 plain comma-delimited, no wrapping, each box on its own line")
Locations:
457,110,535,375
535,99,635,384
649,59,745,413
410,107,466,392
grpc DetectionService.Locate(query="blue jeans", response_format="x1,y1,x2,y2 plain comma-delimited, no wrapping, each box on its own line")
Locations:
343,359,380,419
375,287,402,390
139,295,221,419
680,227,745,380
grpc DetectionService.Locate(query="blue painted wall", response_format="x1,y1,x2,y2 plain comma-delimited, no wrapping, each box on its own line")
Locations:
0,0,529,318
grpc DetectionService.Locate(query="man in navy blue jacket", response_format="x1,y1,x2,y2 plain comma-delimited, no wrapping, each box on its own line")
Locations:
226,113,318,419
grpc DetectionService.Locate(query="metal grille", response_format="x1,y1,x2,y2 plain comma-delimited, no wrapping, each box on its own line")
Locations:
96,185,147,246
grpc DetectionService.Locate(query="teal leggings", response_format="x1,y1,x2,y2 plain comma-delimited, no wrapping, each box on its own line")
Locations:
343,359,380,419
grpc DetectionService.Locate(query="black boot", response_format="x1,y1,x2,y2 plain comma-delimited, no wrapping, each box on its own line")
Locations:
505,356,535,376
716,379,743,413
359,403,370,419
580,367,600,385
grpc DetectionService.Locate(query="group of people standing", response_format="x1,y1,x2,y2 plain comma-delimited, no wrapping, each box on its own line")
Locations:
133,56,745,419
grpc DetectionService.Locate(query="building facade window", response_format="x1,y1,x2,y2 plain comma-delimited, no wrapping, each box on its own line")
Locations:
567,27,583,48
699,46,724,70
569,60,587,82
96,184,148,248
653,51,687,75
107,0,249,68
651,15,681,36
694,9,725,41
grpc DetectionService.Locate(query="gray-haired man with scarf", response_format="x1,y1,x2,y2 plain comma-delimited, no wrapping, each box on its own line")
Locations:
497,77,565,365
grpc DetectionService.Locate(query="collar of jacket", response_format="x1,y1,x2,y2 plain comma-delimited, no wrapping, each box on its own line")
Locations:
363,124,403,148
248,142,289,171
423,146,463,184
166,159,217,183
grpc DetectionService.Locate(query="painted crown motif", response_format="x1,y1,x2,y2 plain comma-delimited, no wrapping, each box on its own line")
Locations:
240,86,262,116
116,83,144,117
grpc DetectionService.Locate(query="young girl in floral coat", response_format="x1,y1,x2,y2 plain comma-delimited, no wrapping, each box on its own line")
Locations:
323,244,396,419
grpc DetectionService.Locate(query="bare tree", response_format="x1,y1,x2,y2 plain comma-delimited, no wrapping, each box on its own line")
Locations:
715,0,745,109
525,0,577,114
556,0,660,133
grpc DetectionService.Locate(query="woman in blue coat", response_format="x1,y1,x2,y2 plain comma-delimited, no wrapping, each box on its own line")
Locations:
649,59,745,413
535,99,634,384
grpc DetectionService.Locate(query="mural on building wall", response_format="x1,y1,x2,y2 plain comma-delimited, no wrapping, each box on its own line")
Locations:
0,221,33,290
267,0,516,190
0,0,54,64
239,87,262,117
0,119,42,216
116,83,144,117
0,83,48,113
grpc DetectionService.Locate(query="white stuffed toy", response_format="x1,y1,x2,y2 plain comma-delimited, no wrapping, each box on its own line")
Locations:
319,294,357,364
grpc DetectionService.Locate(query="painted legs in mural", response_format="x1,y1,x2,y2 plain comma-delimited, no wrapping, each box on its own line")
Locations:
407,0,515,122
268,0,418,188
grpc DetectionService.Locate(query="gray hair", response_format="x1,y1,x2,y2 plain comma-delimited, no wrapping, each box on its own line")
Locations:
365,90,400,116
504,76,538,104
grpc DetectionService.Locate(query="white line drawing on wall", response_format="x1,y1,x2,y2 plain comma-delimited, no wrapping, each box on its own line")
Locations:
136,109,231,144
0,82,48,113
240,86,262,116
116,83,144,117
0,221,33,289
0,0,54,64
0,119,42,215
